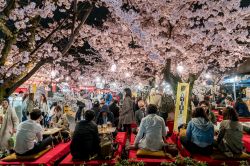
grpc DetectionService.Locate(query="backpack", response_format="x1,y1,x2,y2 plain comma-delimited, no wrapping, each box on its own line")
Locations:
159,94,175,113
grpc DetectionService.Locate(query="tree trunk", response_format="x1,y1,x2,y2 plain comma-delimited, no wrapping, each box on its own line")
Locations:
0,4,94,101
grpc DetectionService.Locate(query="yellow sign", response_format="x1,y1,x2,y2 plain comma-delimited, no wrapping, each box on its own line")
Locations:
173,82,190,131
32,84,37,93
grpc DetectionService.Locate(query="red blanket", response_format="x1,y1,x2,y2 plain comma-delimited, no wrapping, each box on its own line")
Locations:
0,142,70,166
172,132,250,166
60,132,127,166
217,115,250,122
128,134,174,166
243,134,250,153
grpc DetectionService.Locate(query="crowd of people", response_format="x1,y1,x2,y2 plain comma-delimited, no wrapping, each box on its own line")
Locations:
0,88,250,161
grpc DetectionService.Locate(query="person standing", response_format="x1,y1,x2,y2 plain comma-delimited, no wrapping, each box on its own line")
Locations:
119,88,135,136
39,94,49,127
21,94,29,122
0,98,19,153
12,91,24,123
26,93,35,115
109,100,120,127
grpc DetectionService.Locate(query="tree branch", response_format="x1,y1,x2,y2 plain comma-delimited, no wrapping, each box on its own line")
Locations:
61,4,93,55
0,34,16,66
71,0,78,33
0,19,13,38
29,16,68,57
2,0,15,17
27,16,41,51
7,58,53,96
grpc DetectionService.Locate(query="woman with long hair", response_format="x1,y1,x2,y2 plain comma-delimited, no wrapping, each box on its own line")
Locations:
181,107,214,155
119,88,135,136
217,107,243,157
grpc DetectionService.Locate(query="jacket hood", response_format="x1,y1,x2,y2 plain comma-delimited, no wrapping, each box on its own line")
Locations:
192,117,213,131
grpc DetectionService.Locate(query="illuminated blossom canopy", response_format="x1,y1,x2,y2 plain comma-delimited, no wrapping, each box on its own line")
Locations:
0,0,249,95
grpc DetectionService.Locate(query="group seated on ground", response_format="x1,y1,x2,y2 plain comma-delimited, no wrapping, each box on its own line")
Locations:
127,103,247,160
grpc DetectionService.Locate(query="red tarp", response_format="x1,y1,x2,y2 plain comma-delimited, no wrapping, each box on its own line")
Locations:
0,142,70,166
171,132,250,166
60,132,127,166
128,134,174,166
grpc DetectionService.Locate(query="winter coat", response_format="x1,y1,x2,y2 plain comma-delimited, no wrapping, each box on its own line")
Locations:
119,97,135,125
109,103,119,127
186,117,214,148
70,120,100,160
217,120,243,154
0,106,19,151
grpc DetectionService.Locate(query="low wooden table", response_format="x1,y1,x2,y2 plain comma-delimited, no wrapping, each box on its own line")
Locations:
98,127,116,134
43,128,63,147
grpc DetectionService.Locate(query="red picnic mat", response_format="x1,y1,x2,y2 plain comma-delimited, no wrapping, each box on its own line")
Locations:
0,142,70,166
59,132,127,166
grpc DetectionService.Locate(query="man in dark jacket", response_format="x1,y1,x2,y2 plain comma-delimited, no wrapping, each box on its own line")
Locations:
70,110,100,160
109,100,119,127
96,105,114,126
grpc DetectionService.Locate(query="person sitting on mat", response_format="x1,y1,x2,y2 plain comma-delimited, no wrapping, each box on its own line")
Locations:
180,107,214,155
234,97,250,117
70,110,100,160
15,109,54,156
130,104,166,151
199,101,217,124
50,105,70,141
216,107,243,157
96,105,114,126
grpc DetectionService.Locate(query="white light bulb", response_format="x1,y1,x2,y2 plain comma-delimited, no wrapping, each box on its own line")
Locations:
125,72,130,77
51,70,57,78
205,73,211,79
177,65,184,73
96,77,101,82
111,64,117,72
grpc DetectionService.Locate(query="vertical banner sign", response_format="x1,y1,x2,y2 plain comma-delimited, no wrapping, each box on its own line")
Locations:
174,82,190,131
32,84,37,93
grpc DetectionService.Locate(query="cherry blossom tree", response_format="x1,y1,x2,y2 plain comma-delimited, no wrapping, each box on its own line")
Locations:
0,0,250,100
0,0,95,99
